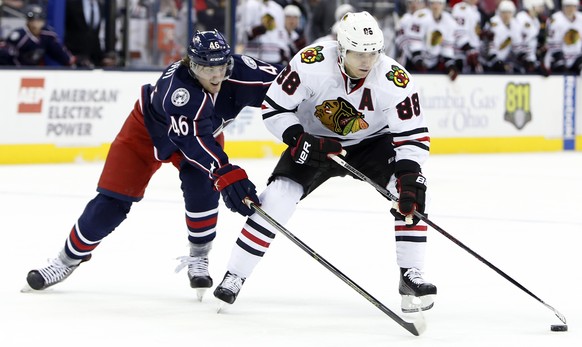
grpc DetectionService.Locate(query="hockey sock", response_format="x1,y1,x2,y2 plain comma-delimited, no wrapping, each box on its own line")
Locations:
64,194,132,260
186,208,218,244
394,218,428,270
227,177,302,278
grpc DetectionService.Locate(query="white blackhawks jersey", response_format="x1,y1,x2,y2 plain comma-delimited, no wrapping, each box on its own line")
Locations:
407,8,457,68
515,10,541,63
484,15,522,63
545,11,582,68
236,0,289,63
261,41,430,167
451,1,482,52
395,12,415,65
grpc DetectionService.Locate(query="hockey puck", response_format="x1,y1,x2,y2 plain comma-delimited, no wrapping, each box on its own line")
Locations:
550,324,568,332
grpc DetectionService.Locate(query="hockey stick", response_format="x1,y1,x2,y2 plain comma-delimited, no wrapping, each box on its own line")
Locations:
329,154,568,325
244,198,426,336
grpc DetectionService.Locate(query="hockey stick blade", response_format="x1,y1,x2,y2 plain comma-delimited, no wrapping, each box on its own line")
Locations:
328,154,568,325
244,198,425,336
414,209,567,325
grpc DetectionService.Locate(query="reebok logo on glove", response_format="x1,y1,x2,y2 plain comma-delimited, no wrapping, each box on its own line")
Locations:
295,141,311,164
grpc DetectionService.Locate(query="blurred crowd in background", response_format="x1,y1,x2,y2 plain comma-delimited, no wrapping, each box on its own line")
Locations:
0,0,579,77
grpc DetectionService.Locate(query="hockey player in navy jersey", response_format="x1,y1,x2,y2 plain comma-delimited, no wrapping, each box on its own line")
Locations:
0,4,74,66
25,30,281,299
214,12,437,313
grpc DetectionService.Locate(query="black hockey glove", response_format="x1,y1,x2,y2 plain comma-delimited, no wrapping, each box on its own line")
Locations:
411,51,427,72
213,164,259,216
550,51,566,73
445,60,459,81
391,173,427,226
248,25,267,40
290,133,342,168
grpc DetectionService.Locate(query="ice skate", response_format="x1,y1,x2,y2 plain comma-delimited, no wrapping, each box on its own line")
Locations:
175,255,213,301
399,268,437,313
24,253,91,291
175,242,213,301
214,271,245,312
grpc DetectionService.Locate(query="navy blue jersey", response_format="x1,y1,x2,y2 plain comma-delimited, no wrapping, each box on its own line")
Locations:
141,54,282,176
2,26,74,66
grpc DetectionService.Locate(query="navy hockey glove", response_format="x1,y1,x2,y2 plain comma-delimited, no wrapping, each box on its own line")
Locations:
290,133,342,167
213,164,259,216
391,173,427,226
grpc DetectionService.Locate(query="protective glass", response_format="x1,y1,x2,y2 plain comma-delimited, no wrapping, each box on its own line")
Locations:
192,63,229,80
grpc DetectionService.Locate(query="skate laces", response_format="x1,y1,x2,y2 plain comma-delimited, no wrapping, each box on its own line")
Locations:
38,257,74,285
175,256,209,277
220,272,244,294
403,268,426,285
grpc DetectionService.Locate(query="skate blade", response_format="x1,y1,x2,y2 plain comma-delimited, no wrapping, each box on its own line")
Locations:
216,300,231,314
401,294,435,313
196,288,207,302
20,283,34,293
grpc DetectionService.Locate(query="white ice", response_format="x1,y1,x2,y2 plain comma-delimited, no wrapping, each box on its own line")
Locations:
1,152,580,346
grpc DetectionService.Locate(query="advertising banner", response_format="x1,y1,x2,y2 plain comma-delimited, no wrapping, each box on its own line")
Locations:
0,69,579,163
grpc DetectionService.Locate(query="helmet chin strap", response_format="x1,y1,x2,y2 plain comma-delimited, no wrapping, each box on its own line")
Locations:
337,45,356,79
188,61,199,80
341,65,359,80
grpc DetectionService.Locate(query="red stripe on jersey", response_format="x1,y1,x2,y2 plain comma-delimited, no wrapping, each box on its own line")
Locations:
395,225,428,232
69,227,98,251
393,136,431,146
242,228,271,248
186,216,218,229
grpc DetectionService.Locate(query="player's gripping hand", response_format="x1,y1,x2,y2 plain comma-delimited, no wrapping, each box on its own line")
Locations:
290,133,342,167
447,66,459,81
213,164,259,216
393,173,427,225
466,50,480,69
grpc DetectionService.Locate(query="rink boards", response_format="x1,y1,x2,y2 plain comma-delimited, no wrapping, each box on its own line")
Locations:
0,69,580,164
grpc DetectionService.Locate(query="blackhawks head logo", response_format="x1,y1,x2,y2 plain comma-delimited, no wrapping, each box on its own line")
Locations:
386,65,409,88
300,46,325,64
314,97,369,135
564,29,580,45
429,31,444,46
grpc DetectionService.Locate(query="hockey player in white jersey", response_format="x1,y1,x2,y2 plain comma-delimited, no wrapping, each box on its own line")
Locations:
214,11,436,313
237,0,290,64
407,0,459,80
482,1,522,72
515,0,546,73
451,0,484,73
395,0,426,68
543,0,582,74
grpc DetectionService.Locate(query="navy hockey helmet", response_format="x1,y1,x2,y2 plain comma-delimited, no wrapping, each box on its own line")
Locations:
187,30,233,79
24,4,47,21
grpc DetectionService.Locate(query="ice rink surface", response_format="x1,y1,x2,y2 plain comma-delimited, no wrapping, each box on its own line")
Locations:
1,152,580,346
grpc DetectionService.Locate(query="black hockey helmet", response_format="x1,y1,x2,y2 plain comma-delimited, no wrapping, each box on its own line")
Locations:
23,4,47,21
